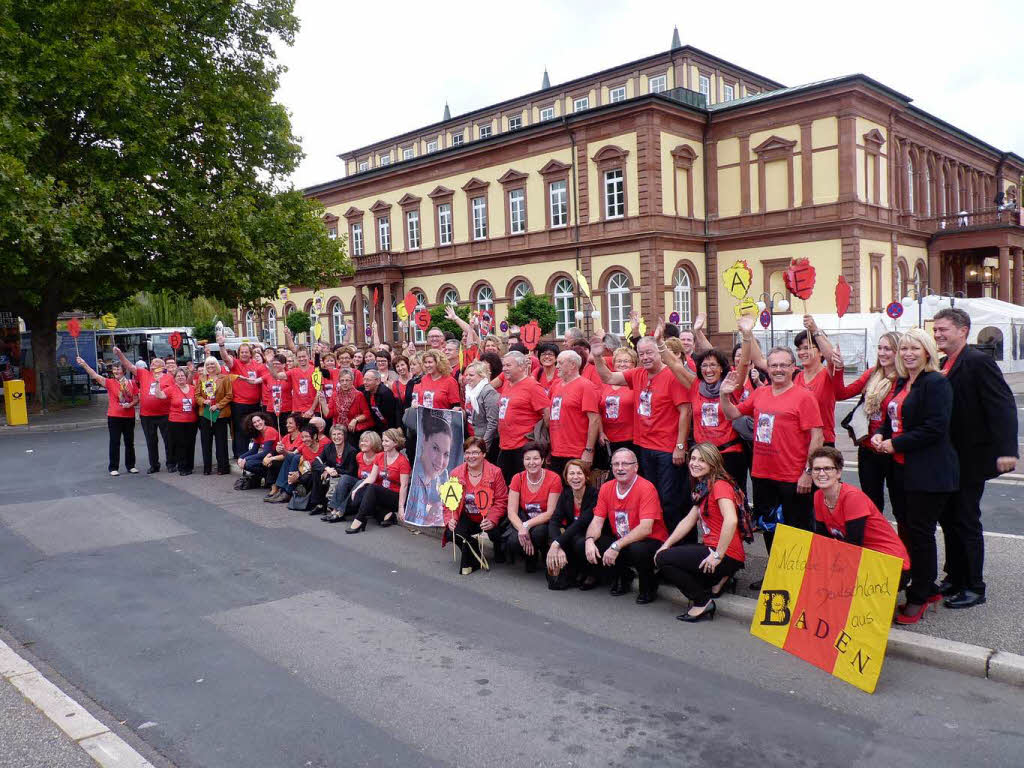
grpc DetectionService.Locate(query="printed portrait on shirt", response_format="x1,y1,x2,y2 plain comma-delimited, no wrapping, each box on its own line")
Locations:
756,412,775,444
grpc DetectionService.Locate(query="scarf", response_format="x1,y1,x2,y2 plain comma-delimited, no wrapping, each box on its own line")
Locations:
334,386,356,421
465,378,487,415
698,377,722,400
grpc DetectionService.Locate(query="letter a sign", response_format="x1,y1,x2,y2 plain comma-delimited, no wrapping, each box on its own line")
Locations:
749,525,903,693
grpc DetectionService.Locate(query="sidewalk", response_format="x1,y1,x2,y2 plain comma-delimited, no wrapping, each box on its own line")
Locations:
0,675,97,768
0,396,108,435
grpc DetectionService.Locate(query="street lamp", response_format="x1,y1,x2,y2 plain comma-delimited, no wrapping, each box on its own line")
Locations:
755,292,790,347
901,286,944,328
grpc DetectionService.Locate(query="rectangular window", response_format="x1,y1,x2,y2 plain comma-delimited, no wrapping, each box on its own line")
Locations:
406,210,420,249
723,83,735,101
540,107,554,121
508,116,522,130
479,125,492,139
379,155,391,166
509,189,526,234
609,86,626,103
604,169,624,219
377,217,390,251
452,133,464,147
573,96,589,112
698,75,711,100
437,204,452,245
327,227,337,240
472,196,487,240
648,75,667,94
357,161,368,172
351,224,363,256
403,148,415,160
427,140,438,153
549,180,568,227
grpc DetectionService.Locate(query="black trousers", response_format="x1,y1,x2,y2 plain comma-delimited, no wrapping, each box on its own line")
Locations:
355,485,399,524
752,477,813,554
139,415,170,471
107,416,136,472
168,421,198,472
904,490,955,604
572,533,616,582
199,417,230,473
503,521,550,569
547,529,595,587
657,544,743,605
614,537,663,593
231,402,261,458
497,447,526,485
722,451,748,497
548,455,571,478
941,481,986,595
452,515,505,570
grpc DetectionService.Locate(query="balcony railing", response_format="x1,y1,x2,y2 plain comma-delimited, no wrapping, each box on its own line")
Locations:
353,251,399,270
914,205,1022,234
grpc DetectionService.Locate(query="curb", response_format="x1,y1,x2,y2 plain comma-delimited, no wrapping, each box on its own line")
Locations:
0,418,107,436
0,638,154,768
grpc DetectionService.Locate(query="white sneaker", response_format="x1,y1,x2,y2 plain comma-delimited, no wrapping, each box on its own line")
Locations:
110,470,119,477
128,468,139,474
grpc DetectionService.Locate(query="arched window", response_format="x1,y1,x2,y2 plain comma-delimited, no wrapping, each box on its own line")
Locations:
553,278,576,338
476,285,494,314
912,263,926,298
245,310,255,338
266,307,278,346
331,302,344,344
442,288,459,307
673,268,693,328
606,272,632,336
511,281,530,306
924,164,932,216
907,156,915,213
414,291,427,344
896,261,907,301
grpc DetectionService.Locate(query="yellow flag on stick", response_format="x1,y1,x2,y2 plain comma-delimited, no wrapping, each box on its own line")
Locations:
576,270,591,299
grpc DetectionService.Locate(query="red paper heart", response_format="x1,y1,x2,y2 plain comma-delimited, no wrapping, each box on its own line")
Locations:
784,258,816,300
835,275,851,318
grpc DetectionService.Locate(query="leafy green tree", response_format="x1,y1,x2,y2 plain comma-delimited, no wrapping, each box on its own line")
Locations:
191,320,218,344
114,291,232,329
285,310,311,339
429,304,471,338
0,0,351,401
507,293,558,335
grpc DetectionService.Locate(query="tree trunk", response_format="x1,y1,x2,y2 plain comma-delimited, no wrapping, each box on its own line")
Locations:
24,308,61,409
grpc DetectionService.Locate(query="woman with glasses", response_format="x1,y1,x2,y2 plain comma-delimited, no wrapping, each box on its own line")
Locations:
445,437,509,574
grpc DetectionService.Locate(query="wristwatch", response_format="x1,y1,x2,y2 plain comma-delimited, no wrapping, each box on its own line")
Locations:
610,542,620,551
675,443,687,450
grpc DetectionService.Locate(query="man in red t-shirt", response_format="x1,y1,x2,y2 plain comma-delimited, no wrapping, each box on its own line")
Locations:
220,338,267,459
721,346,823,560
548,350,599,476
794,317,838,445
260,354,293,431
275,347,316,423
592,334,691,530
114,347,171,474
584,447,669,604
78,355,139,475
496,351,550,483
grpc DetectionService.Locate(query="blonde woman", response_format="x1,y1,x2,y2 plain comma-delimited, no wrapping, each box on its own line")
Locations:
411,348,460,410
195,356,234,475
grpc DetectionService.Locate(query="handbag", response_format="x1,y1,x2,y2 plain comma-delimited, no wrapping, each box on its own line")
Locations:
288,485,312,511
841,394,870,443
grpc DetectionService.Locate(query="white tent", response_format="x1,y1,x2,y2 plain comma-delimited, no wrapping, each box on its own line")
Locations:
744,296,1024,373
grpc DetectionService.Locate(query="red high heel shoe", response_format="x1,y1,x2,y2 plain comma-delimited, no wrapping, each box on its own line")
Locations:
895,600,936,625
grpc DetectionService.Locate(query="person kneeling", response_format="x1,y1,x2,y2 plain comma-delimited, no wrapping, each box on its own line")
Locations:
444,437,509,575
347,429,410,534
503,443,562,573
656,443,746,623
546,460,600,590
584,448,670,604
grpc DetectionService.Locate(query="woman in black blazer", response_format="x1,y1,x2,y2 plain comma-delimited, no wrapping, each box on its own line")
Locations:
872,328,959,625
545,460,601,590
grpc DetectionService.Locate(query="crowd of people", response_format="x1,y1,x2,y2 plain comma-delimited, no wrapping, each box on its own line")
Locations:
78,304,1018,626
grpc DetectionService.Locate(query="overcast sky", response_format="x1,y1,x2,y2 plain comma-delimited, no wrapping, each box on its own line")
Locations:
275,0,1023,191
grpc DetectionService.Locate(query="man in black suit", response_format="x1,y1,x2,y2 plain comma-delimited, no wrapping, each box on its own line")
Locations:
359,369,399,435
933,308,1018,609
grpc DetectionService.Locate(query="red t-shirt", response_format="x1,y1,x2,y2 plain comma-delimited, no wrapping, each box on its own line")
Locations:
599,384,635,443
794,367,836,444
689,379,742,453
814,484,910,570
253,426,280,448
534,368,559,398
412,375,461,410
261,370,292,414
135,369,169,417
700,480,745,562
736,384,822,483
287,365,317,413
581,362,605,389
594,475,669,541
375,452,411,491
356,451,379,483
510,470,562,518
886,386,910,465
622,366,688,452
279,430,304,452
391,378,412,403
548,376,599,458
104,377,137,418
497,376,550,450
229,358,266,405
163,385,198,423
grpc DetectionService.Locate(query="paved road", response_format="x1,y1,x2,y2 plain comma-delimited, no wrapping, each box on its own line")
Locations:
1,428,1023,768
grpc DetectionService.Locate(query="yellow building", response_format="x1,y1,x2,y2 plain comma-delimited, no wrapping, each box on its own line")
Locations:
238,31,1024,347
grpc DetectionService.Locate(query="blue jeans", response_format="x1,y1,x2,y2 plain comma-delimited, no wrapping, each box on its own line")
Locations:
275,453,302,491
638,446,689,534
329,474,360,514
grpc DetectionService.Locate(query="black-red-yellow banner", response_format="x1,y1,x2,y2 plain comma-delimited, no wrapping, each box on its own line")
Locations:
749,525,903,693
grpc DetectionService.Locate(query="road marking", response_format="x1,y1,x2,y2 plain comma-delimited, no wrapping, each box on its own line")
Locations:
984,531,1024,540
0,638,155,768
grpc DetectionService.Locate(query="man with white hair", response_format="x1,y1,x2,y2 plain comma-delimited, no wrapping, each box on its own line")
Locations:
562,327,585,351
592,333,692,530
584,447,669,603
497,351,550,482
548,350,599,475
359,368,398,433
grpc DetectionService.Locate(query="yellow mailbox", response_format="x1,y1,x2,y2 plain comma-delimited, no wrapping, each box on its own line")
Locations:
3,379,27,426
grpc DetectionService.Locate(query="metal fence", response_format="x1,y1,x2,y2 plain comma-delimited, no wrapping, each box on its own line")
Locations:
734,329,870,373
34,368,96,410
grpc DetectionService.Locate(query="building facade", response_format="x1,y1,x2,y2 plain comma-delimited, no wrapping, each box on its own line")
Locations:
239,36,1024,347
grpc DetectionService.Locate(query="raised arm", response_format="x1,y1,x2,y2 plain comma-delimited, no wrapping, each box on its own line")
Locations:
76,356,107,386
218,334,235,368
283,328,298,354
692,314,712,353
734,315,754,386
112,347,136,375
803,315,835,367
589,334,626,385
654,318,696,387
444,305,477,346
719,371,743,421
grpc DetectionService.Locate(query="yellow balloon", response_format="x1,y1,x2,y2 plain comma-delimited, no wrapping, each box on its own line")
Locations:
439,477,464,512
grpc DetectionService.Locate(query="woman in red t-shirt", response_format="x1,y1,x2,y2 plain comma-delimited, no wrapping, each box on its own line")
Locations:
504,443,563,573
411,350,460,410
445,437,509,574
236,412,280,485
597,347,637,476
655,442,746,623
154,368,199,475
262,414,302,498
688,347,748,491
348,428,411,533
78,356,139,475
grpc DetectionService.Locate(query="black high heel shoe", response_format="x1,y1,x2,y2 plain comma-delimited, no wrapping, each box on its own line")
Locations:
677,600,716,623
711,576,737,598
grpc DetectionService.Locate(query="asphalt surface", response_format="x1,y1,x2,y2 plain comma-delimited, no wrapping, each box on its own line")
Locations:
1,427,1023,768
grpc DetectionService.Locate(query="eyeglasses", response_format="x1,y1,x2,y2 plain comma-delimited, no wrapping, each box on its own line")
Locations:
611,461,638,467
810,467,838,475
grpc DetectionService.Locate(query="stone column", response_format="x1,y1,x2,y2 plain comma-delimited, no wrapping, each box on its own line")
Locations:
1014,247,1023,305
382,282,393,344
354,290,365,342
999,246,1010,302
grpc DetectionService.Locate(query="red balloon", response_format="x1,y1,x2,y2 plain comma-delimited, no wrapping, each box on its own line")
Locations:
520,320,541,350
67,318,81,338
414,308,432,332
169,331,182,350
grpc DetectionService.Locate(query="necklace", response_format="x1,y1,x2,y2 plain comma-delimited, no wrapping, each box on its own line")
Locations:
526,471,544,487
824,484,841,509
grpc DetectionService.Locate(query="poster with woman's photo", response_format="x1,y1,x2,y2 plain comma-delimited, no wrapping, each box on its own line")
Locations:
405,407,463,527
